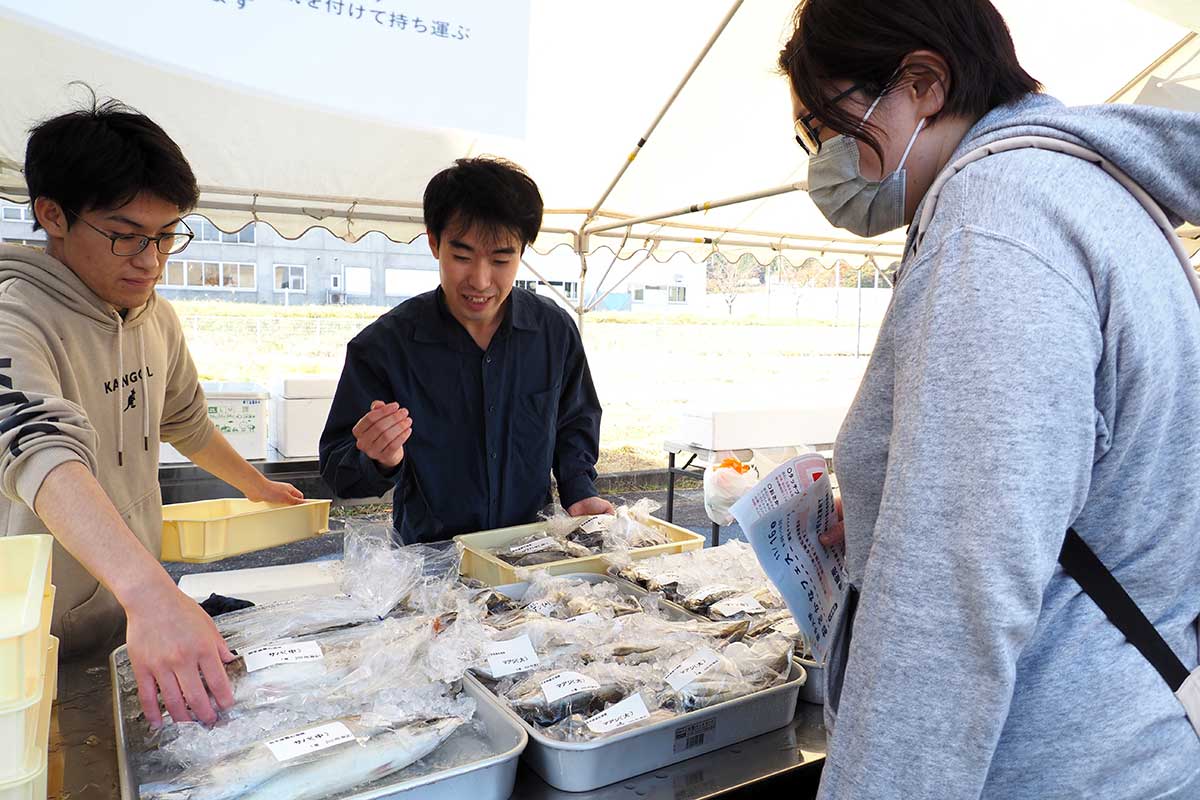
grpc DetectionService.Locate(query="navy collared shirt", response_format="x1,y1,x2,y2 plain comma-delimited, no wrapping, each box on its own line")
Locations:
319,287,602,544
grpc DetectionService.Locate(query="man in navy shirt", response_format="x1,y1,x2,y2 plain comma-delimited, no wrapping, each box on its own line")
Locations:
319,157,612,543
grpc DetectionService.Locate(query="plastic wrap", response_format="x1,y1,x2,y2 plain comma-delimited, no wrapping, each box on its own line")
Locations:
491,500,669,567
139,713,468,800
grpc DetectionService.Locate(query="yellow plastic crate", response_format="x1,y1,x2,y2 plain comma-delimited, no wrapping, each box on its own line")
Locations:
160,499,331,563
0,633,56,783
456,515,704,587
0,536,52,706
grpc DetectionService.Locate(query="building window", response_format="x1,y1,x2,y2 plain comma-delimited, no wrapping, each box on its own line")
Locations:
274,264,306,292
632,286,644,302
561,281,579,300
159,260,256,290
514,279,537,292
1,237,44,247
2,206,33,222
185,215,255,244
345,266,371,296
668,286,687,304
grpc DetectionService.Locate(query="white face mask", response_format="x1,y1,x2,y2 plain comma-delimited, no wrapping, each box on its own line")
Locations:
806,92,926,238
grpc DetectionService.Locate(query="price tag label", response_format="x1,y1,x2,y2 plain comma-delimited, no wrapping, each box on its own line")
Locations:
710,595,767,617
541,670,601,703
649,571,683,586
770,618,801,637
565,612,603,625
509,537,559,556
264,722,354,762
525,598,558,616
664,648,722,691
586,693,651,733
242,641,324,673
486,634,539,677
673,718,717,754
579,515,612,535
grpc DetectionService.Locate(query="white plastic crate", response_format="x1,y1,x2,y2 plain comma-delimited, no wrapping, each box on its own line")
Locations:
0,536,52,707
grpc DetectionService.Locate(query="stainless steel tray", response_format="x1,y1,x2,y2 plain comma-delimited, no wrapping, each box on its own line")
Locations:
477,574,807,792
467,664,805,793
110,646,527,800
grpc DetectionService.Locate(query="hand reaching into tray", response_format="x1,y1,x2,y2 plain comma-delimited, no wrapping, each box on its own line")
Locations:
353,400,413,471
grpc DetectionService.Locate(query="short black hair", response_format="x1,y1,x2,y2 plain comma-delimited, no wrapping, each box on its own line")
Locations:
780,0,1040,162
24,85,199,231
423,157,543,249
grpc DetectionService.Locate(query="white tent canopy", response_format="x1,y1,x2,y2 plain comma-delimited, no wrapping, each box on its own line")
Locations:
0,0,1193,274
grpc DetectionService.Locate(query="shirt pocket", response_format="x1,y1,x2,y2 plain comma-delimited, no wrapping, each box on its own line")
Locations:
515,387,558,466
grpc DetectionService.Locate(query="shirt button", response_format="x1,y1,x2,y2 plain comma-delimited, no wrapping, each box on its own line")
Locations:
489,405,495,413
491,452,498,460
485,356,492,364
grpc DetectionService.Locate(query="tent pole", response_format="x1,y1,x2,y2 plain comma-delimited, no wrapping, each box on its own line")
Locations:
586,245,658,313
519,258,575,309
584,183,806,235
583,0,745,224
588,229,903,260
1107,31,1196,103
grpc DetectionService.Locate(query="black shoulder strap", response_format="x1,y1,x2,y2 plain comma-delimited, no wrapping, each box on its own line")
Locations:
1059,528,1189,691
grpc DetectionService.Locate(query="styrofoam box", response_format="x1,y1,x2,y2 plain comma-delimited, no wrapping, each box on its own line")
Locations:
676,406,847,451
269,377,337,458
161,382,268,463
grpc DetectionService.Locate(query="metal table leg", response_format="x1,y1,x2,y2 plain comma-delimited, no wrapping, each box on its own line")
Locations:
712,521,720,547
666,451,676,523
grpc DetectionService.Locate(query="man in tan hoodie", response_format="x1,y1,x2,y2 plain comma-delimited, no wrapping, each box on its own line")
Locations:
0,96,302,727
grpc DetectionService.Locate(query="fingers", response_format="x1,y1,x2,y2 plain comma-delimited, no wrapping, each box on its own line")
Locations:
133,662,163,729
377,425,413,466
199,647,235,712
357,412,414,463
819,520,846,548
176,662,218,726
156,667,193,726
351,402,408,440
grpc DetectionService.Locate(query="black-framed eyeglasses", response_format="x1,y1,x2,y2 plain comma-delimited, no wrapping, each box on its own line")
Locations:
794,83,866,156
67,210,194,256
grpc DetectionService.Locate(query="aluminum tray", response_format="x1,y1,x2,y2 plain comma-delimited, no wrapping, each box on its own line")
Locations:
468,664,805,793
110,646,527,800
475,574,806,792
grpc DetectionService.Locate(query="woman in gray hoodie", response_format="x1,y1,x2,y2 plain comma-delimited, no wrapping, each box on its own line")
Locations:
781,0,1200,796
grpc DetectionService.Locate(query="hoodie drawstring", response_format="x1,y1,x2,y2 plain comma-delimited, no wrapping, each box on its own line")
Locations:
137,328,149,452
115,313,124,467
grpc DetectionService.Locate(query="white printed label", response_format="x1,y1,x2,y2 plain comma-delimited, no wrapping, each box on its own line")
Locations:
264,721,354,762
710,595,767,617
509,537,559,556
565,612,602,625
648,571,683,586
242,641,324,673
579,515,612,535
664,648,722,691
771,618,801,637
525,598,558,617
685,584,735,604
541,670,601,703
585,693,651,733
673,718,717,754
486,634,540,677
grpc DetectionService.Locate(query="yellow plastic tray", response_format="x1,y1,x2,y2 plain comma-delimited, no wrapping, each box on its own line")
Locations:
0,536,52,706
160,499,331,563
0,634,56,783
456,515,704,587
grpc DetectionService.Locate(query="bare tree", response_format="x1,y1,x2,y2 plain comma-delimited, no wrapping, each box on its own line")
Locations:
707,253,757,315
